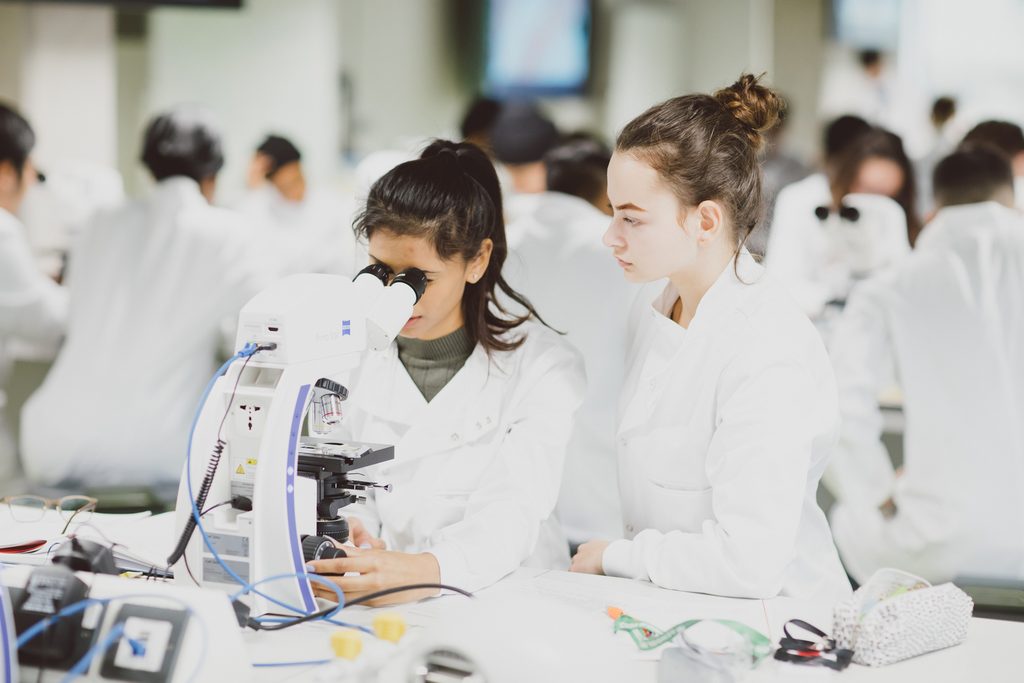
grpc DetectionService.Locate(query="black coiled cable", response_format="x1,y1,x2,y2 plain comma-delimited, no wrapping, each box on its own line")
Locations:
166,439,225,566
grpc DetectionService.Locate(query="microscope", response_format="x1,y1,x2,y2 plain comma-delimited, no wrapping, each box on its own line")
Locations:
169,265,426,617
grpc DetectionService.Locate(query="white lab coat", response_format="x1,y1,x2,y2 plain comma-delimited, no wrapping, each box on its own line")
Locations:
602,252,852,603
828,201,1024,584
504,192,638,542
234,186,364,280
20,177,262,487
19,160,125,278
766,174,910,319
0,208,67,488
335,320,585,593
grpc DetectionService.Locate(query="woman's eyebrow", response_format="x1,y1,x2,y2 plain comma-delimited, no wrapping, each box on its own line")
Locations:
368,255,438,275
614,202,646,212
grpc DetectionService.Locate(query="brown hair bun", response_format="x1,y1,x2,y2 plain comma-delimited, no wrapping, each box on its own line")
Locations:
713,73,784,152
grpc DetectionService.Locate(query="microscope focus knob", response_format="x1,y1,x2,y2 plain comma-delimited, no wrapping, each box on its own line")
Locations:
302,535,347,562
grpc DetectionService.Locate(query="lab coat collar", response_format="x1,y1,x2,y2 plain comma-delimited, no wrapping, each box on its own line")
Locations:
618,250,763,436
151,176,207,207
916,201,1022,252
682,249,765,333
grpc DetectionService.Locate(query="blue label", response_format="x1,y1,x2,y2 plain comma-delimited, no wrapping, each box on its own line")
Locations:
342,320,351,337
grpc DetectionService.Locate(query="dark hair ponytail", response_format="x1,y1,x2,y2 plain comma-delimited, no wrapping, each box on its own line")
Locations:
354,139,543,353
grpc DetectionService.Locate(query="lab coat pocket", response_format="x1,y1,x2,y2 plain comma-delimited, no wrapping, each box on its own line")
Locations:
645,482,715,534
638,423,710,491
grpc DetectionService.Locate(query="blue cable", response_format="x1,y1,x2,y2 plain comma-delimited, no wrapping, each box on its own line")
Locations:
60,623,125,682
253,616,373,635
230,572,345,617
233,573,375,634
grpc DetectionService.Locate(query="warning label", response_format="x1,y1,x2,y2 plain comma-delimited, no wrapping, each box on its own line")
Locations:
231,451,256,498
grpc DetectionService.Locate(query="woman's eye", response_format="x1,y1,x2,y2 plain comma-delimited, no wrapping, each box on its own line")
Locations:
621,216,638,226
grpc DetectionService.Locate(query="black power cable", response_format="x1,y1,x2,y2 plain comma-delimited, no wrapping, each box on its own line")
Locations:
245,582,473,632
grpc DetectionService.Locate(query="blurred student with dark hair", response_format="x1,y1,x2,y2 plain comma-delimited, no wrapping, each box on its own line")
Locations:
21,106,262,497
543,136,612,216
0,103,66,490
504,134,637,548
962,120,1024,210
459,96,503,153
827,144,1024,585
490,102,560,199
237,133,362,279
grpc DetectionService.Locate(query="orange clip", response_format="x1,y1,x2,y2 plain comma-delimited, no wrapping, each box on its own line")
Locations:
606,606,624,620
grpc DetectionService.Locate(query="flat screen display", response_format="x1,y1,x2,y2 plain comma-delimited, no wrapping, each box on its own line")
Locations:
483,0,591,97
41,1,243,8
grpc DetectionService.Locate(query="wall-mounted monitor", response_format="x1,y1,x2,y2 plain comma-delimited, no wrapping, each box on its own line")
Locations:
34,1,243,8
483,0,591,97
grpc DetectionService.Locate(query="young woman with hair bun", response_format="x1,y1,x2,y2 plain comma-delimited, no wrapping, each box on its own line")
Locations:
570,75,852,603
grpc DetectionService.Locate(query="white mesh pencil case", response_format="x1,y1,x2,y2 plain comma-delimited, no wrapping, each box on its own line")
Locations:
832,569,974,667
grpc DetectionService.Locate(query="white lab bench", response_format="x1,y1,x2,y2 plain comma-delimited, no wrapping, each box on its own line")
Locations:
4,511,1020,682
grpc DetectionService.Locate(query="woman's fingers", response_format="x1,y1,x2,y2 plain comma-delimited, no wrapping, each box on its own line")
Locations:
306,549,375,575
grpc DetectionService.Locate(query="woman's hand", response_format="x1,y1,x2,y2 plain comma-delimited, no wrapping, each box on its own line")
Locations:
307,547,441,606
346,516,386,549
569,540,609,575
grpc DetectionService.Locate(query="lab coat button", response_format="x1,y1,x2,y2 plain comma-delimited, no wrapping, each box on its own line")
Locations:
626,524,635,534
450,433,460,442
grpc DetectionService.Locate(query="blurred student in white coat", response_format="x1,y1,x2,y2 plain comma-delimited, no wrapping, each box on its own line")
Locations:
0,104,66,489
306,141,585,605
504,137,637,544
767,124,919,318
569,75,851,603
962,120,1024,211
236,135,361,278
21,107,262,495
828,145,1024,585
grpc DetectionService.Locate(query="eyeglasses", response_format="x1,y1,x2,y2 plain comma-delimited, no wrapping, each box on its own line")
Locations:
2,494,98,534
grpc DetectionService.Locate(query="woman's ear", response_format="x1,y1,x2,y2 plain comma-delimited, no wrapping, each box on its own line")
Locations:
466,238,494,283
696,200,725,244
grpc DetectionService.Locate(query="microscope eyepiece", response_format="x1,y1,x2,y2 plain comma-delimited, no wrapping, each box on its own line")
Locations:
354,263,392,285
392,268,427,303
